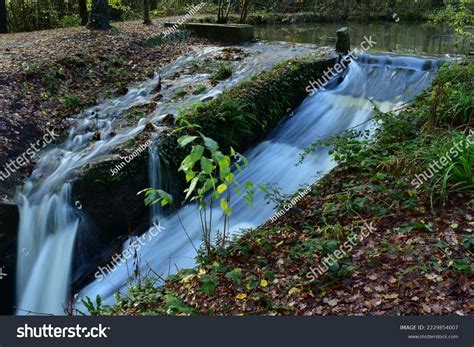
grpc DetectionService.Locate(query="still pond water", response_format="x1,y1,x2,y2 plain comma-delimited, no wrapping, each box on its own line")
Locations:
255,21,472,56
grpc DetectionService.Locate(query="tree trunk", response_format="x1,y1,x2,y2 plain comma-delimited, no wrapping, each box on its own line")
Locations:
143,0,151,25
54,0,66,17
217,0,224,23
79,0,88,25
87,0,111,30
0,0,7,34
223,0,232,23
239,0,249,23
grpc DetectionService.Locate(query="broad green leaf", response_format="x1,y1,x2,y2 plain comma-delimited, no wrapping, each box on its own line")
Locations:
200,157,213,174
185,172,196,182
190,145,204,163
185,177,199,200
220,198,232,216
217,184,227,194
243,195,253,207
239,154,250,167
225,172,235,184
212,151,224,164
218,157,231,171
201,135,218,151
177,135,198,147
220,197,228,210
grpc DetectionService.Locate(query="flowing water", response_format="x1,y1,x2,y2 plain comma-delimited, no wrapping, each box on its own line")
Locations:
14,41,329,315
78,53,441,307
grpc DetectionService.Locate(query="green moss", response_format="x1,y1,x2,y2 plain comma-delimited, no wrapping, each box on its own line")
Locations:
158,55,335,199
176,87,188,98
193,84,207,94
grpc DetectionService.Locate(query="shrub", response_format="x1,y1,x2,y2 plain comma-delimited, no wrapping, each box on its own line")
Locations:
437,133,474,200
61,14,82,27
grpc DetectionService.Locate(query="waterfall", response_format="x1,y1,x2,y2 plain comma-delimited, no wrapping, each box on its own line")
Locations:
16,184,79,314
79,54,442,304
148,141,163,223
14,42,318,315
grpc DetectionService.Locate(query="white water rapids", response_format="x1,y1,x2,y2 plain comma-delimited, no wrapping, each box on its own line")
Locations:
14,41,440,314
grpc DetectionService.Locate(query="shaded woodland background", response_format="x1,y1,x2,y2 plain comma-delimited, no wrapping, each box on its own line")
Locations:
0,0,467,33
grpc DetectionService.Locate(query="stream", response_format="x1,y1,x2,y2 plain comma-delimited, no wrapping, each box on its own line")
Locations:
15,41,329,315
14,37,442,314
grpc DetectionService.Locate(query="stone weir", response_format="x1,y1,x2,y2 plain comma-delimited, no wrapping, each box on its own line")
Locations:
1,31,350,312
164,22,254,44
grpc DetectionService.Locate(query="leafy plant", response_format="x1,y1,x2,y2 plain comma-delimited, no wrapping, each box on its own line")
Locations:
435,133,474,201
211,62,233,82
162,294,195,315
225,268,242,285
60,14,81,27
451,258,474,275
79,295,106,316
175,133,256,253
199,274,219,295
141,133,259,255
429,0,474,37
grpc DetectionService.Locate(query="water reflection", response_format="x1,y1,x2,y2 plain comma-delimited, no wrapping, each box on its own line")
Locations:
255,22,471,56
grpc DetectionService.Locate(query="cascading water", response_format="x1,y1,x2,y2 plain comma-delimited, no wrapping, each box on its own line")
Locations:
79,54,442,305
148,140,162,223
16,184,79,314
14,41,323,315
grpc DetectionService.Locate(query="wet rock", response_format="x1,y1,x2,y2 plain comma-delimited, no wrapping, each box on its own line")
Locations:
201,96,214,102
145,122,155,131
72,154,149,244
152,82,162,94
161,114,175,125
93,131,101,141
336,27,350,55
215,47,249,61
152,93,163,102
0,200,19,314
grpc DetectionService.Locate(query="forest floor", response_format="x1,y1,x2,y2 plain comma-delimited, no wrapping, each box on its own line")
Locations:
0,19,208,197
